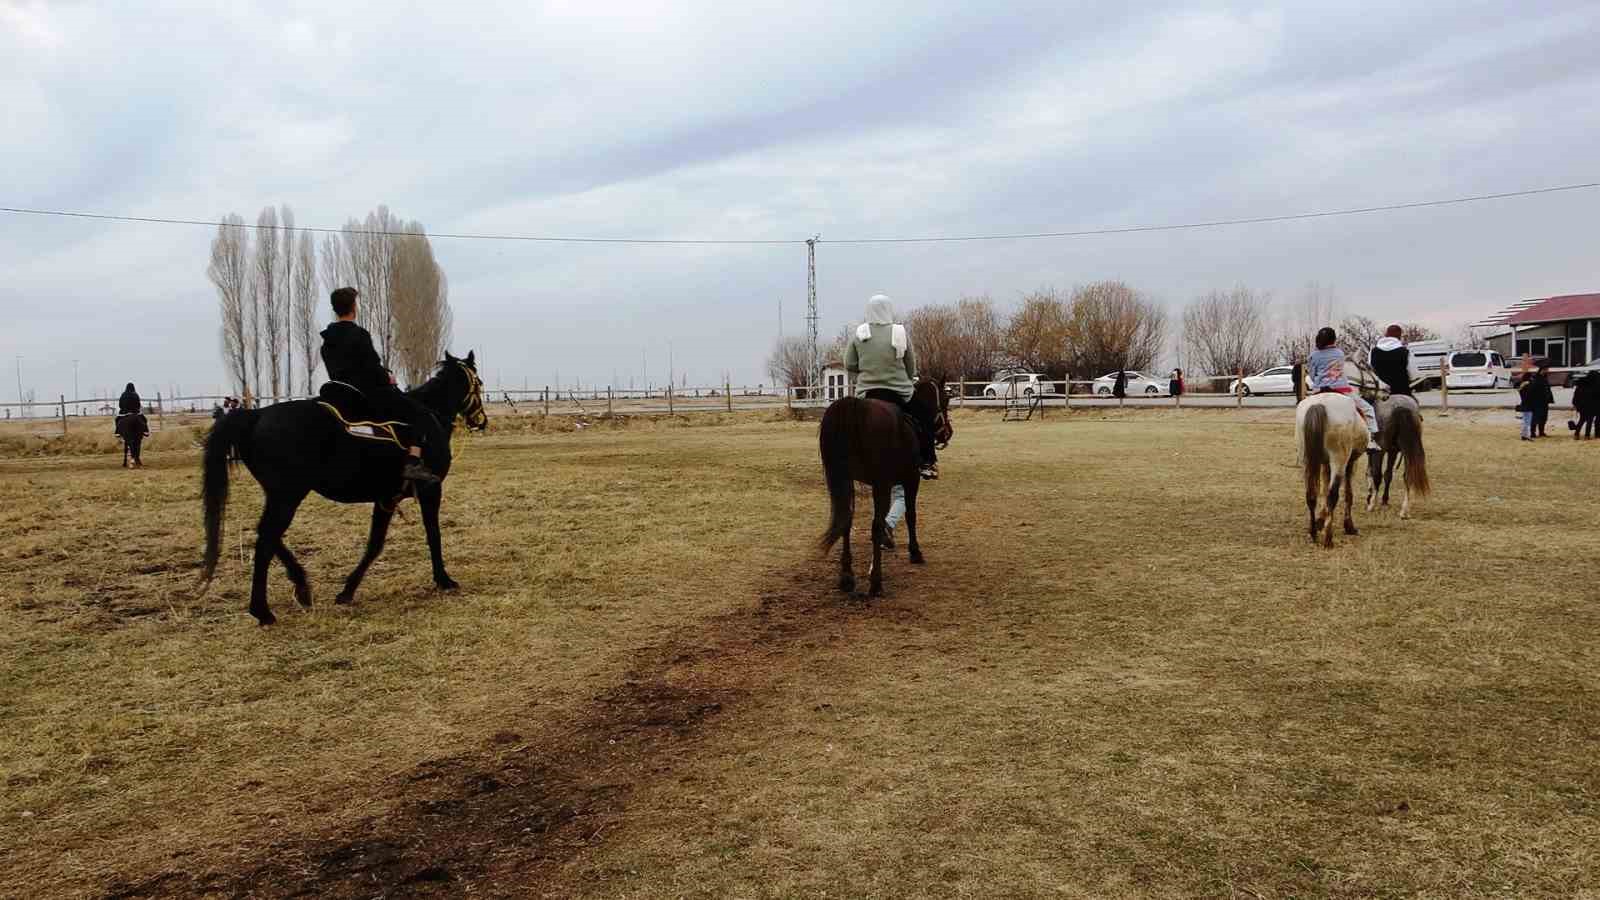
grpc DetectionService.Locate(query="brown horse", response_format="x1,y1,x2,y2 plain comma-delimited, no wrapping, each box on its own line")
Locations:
115,412,149,468
818,379,949,596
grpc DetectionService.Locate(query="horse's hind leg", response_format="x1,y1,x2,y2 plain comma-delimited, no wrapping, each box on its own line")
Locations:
1307,463,1322,542
249,494,303,625
1383,451,1397,508
1342,452,1360,537
868,482,890,597
1323,466,1342,548
336,504,395,606
903,478,924,566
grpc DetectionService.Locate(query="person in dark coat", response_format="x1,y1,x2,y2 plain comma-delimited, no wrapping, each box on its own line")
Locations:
319,287,440,484
1530,361,1555,437
1368,324,1421,397
1169,368,1184,397
1112,368,1127,399
118,383,141,415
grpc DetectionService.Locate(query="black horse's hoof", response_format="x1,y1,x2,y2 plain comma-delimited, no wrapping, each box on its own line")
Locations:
435,577,460,592
334,591,355,606
253,611,276,626
908,548,925,565
1344,523,1359,536
837,576,855,593
294,584,313,608
868,584,883,598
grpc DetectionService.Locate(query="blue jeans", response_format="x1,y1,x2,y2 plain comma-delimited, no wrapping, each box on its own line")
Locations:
1521,410,1534,438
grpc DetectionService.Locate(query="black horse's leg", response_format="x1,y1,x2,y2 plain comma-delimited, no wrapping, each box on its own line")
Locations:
868,482,890,597
417,484,458,591
335,503,395,605
272,491,313,608
837,488,855,594
1342,452,1360,536
904,477,924,565
249,493,302,625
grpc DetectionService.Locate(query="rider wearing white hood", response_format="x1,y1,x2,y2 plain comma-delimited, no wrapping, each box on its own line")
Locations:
1369,324,1422,397
845,294,937,479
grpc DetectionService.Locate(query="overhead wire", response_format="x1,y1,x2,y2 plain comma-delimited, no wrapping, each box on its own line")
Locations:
2,180,1596,246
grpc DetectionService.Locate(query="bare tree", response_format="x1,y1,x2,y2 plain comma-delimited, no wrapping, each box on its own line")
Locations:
390,222,453,386
292,230,319,394
1337,314,1384,364
253,206,282,400
1003,288,1071,375
904,303,962,384
766,335,816,388
953,296,1002,381
207,214,252,395
1453,324,1491,350
1400,323,1440,343
278,205,296,395
1181,286,1274,377
1272,282,1339,364
1065,281,1167,377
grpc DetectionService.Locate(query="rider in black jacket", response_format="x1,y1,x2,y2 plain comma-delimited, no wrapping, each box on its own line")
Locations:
118,383,141,415
1368,324,1421,397
319,287,440,484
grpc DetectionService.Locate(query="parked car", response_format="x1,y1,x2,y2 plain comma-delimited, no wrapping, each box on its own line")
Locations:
1092,371,1169,396
983,372,1048,398
1445,349,1510,389
1227,365,1297,396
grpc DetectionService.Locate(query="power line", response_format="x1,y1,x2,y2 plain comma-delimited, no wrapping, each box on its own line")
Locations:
2,180,1596,245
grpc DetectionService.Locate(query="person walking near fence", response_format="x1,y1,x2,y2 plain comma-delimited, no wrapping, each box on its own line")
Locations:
1113,368,1127,400
845,293,938,481
1169,368,1184,398
1519,360,1554,439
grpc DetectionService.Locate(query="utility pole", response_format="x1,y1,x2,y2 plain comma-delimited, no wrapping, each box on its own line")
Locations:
806,235,820,395
72,360,79,405
14,356,22,418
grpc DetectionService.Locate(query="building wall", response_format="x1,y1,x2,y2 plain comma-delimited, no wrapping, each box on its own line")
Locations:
1494,319,1596,367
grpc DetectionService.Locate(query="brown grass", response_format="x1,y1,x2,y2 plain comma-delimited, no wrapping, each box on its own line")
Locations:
2,407,1598,898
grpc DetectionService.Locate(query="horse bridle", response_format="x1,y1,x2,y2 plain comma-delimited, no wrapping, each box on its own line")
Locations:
926,380,953,449
456,361,489,431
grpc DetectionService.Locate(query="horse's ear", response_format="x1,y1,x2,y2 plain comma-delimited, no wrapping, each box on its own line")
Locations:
466,350,475,366
444,351,457,363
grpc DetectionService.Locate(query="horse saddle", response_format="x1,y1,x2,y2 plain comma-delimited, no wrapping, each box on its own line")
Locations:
316,382,411,447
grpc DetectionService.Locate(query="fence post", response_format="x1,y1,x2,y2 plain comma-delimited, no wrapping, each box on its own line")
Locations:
958,377,966,408
1440,361,1450,415
543,387,549,418
607,386,614,416
1235,369,1244,408
157,392,164,427
1064,374,1071,409
725,378,733,413
668,384,675,416
60,394,67,435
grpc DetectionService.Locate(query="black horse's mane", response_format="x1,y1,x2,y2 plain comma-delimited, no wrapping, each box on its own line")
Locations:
409,358,468,408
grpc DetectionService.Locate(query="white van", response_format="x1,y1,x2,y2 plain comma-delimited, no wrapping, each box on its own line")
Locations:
1409,340,1449,389
1445,349,1511,389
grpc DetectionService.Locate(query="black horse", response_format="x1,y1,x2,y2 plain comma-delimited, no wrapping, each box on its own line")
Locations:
1569,370,1600,439
115,413,149,467
200,352,488,625
818,379,951,597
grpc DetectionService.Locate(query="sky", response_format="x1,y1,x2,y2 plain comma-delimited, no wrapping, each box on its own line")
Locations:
3,0,1599,403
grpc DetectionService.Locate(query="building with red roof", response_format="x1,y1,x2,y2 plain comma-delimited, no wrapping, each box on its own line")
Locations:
1475,293,1600,367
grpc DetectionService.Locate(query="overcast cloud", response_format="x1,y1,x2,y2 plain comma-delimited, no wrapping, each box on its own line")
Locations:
3,1,1599,400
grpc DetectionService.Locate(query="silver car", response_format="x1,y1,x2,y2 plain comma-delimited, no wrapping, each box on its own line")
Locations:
1228,365,1296,396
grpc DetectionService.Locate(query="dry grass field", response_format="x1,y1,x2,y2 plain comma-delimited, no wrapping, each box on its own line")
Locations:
2,407,1598,898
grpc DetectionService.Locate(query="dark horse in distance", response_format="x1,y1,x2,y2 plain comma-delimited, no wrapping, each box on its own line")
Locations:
818,379,951,597
115,412,149,467
200,353,488,625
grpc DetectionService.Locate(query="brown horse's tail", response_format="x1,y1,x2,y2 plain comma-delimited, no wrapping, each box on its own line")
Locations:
1301,402,1327,492
1387,404,1430,497
201,409,254,584
818,399,858,551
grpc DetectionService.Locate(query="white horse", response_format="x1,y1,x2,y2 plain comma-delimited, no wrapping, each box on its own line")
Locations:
1365,394,1430,519
1295,392,1368,547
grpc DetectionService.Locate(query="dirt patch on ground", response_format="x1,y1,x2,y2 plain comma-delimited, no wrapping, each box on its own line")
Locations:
101,565,906,898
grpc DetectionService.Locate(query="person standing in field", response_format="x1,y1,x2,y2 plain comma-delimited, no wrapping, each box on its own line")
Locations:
1113,367,1128,400
1169,368,1183,398
1523,360,1555,438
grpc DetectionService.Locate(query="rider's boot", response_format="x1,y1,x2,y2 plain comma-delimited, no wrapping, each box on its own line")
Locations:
402,453,442,485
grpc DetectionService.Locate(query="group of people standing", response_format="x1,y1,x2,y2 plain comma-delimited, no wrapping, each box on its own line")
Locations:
1516,359,1556,440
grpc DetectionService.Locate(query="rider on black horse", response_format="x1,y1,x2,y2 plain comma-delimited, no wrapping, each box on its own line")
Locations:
319,286,441,485
845,294,938,480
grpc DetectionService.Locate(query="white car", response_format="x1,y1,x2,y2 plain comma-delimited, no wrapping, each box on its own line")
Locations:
1445,350,1510,389
1092,371,1169,396
1228,365,1296,396
983,372,1048,398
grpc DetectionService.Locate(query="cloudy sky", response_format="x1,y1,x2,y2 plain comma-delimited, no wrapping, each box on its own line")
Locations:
3,1,1599,401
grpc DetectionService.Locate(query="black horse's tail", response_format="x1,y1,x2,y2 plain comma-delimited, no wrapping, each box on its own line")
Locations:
1387,404,1430,497
818,399,858,552
201,409,255,584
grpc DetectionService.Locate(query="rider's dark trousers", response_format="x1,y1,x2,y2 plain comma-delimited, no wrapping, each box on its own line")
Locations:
361,383,432,448
863,388,937,466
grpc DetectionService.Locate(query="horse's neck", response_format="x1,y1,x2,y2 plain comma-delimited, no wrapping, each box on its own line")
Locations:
408,376,460,432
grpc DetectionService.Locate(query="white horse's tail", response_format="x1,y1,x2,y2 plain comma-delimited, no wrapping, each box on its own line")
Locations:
1302,402,1327,492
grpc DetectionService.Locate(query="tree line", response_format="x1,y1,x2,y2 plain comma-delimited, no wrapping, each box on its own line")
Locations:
207,205,452,400
769,280,1449,388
